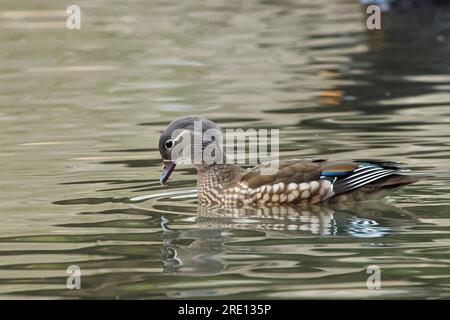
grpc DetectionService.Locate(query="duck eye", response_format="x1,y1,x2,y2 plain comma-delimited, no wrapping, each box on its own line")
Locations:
165,140,173,150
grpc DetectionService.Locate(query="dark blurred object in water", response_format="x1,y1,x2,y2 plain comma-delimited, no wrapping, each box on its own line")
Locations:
360,0,450,12
390,0,450,12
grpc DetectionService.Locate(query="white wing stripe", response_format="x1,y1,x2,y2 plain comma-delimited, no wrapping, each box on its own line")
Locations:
345,172,395,190
342,169,394,185
342,171,395,190
352,165,377,173
341,167,382,182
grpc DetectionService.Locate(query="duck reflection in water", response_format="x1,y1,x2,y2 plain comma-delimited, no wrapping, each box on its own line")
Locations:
160,201,415,275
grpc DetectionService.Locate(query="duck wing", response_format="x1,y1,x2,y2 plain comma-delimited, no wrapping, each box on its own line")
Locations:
326,160,425,194
241,159,325,189
241,159,426,197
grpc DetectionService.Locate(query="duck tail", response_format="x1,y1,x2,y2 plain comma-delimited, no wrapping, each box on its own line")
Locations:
368,172,432,189
330,172,432,202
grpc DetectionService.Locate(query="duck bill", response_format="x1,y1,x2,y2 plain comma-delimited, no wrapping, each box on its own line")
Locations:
160,161,176,185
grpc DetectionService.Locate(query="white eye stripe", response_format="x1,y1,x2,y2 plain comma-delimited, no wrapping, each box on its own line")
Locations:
165,130,192,151
172,130,191,144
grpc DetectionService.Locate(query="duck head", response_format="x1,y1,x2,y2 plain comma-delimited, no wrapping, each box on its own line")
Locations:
158,115,224,184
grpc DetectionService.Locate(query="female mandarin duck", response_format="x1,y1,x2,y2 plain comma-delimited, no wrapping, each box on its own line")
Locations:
159,116,427,206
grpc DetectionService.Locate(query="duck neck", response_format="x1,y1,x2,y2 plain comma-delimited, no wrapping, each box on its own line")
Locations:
195,163,243,191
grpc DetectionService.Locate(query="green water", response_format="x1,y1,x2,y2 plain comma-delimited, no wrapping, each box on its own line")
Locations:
0,0,449,299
